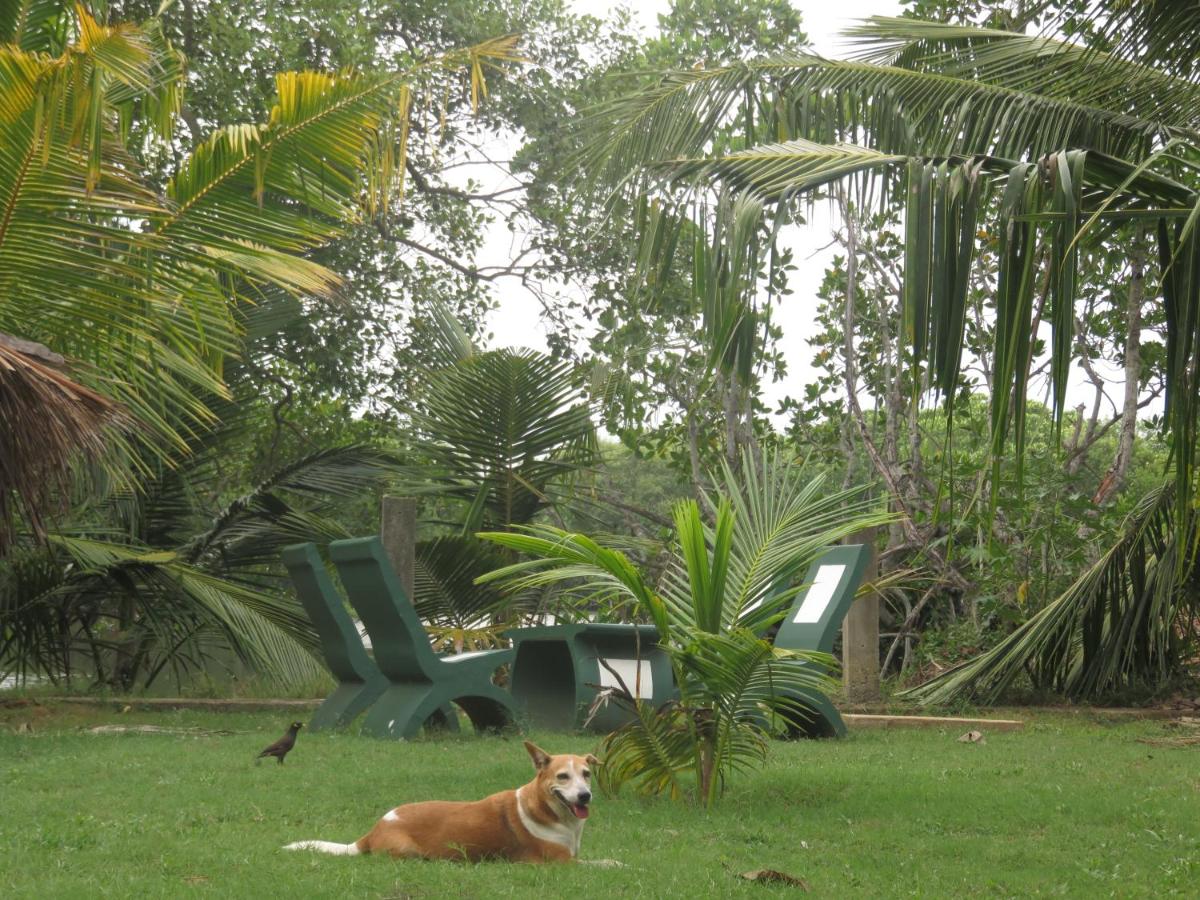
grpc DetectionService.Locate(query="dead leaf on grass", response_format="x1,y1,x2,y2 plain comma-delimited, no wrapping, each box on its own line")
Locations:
739,869,811,890
957,730,986,744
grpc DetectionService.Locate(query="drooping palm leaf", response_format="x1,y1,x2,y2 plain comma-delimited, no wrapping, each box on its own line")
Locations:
582,10,1200,701
0,333,126,550
18,535,328,688
846,17,1200,136
183,445,401,566
901,482,1197,705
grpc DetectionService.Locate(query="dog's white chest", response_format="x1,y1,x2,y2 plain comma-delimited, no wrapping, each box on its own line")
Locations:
515,788,584,857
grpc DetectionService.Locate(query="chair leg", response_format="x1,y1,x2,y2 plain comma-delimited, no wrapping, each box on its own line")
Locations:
777,689,847,739
449,687,518,734
360,684,449,740
423,703,462,733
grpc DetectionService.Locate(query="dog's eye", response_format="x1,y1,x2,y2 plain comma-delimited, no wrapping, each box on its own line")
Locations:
582,770,590,779
556,772,569,781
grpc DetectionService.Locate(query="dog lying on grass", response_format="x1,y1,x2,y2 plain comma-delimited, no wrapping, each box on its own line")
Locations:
284,741,599,863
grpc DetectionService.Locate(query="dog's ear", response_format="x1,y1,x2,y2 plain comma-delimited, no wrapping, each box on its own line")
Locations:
585,754,600,768
524,741,551,769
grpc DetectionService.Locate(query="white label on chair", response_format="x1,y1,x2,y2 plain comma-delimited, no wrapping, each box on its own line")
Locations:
792,564,847,624
598,658,653,699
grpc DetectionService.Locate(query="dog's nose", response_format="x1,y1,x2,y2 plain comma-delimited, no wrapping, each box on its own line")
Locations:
578,791,591,804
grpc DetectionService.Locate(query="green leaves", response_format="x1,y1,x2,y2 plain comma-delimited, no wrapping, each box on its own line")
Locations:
481,451,888,805
1156,221,1200,544
583,10,1200,569
675,498,732,635
655,139,906,201
902,158,983,412
0,4,520,548
406,349,599,530
902,482,1196,704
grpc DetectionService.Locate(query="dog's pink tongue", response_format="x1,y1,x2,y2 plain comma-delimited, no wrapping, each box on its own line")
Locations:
572,803,590,819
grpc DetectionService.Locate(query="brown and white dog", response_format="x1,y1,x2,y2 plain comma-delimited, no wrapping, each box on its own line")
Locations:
284,742,598,863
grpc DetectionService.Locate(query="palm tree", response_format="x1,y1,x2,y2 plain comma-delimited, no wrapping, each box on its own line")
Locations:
1,275,405,689
385,299,601,643
0,2,521,683
0,2,519,551
578,8,1200,701
479,452,892,806
410,348,602,638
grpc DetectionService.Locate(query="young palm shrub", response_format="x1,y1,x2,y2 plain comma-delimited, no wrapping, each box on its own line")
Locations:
479,452,891,806
399,308,601,644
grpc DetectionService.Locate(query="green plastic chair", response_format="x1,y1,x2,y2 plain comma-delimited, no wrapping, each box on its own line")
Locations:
329,537,517,740
766,543,871,738
282,542,389,731
504,623,672,732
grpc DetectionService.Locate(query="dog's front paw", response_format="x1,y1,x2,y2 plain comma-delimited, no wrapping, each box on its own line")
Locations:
580,858,627,868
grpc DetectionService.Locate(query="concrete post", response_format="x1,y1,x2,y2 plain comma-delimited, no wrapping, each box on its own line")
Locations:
380,496,417,603
842,527,880,703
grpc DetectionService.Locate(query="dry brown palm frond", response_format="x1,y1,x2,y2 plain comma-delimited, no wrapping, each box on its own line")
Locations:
0,332,127,551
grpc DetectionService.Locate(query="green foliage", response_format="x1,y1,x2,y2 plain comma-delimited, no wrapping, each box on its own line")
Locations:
0,441,400,690
480,452,892,805
576,3,1200,700
511,0,809,477
409,349,599,531
904,480,1200,704
0,1,521,683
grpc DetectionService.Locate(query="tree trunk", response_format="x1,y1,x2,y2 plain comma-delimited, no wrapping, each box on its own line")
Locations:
1094,231,1146,504
695,708,717,806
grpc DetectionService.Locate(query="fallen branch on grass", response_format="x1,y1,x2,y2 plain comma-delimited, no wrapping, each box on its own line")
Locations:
86,725,239,736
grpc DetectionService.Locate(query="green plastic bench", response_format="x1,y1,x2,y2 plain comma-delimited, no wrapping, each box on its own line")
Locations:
764,543,871,738
282,542,389,731
329,537,517,740
504,623,672,732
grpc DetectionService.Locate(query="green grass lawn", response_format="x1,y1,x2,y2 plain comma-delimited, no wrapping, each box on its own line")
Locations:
2,703,1198,898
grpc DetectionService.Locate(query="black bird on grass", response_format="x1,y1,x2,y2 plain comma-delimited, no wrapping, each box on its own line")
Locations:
257,721,304,765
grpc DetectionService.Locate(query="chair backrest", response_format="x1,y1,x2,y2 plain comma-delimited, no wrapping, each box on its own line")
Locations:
282,542,377,683
773,544,871,654
329,536,440,682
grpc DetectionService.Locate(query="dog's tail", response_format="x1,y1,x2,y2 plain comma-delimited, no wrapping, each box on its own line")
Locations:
283,839,361,856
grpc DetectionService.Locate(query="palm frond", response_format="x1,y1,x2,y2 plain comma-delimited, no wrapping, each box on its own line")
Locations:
407,349,598,529
584,47,1177,196
0,14,519,527
655,138,906,201
0,332,126,550
901,483,1197,704
846,16,1200,136
182,444,400,566
28,534,325,687
1057,3,1200,83
412,536,514,627
476,525,670,634
0,0,69,52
